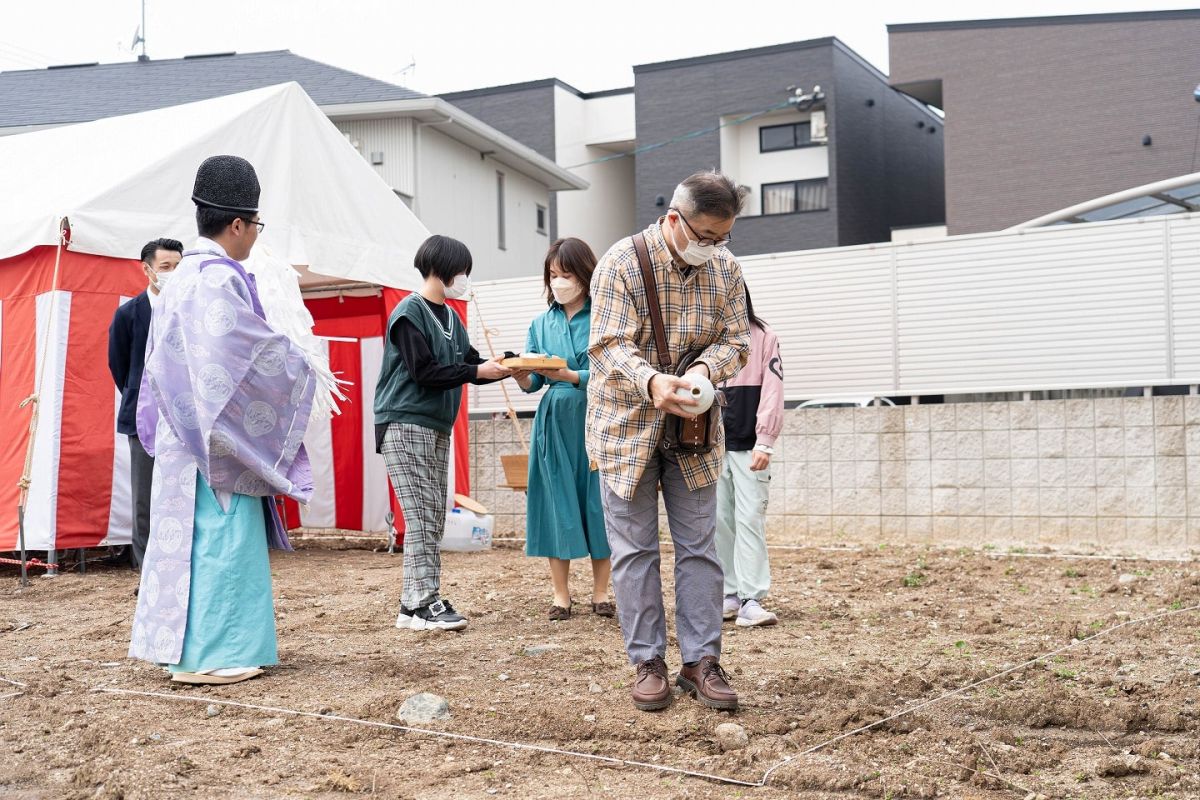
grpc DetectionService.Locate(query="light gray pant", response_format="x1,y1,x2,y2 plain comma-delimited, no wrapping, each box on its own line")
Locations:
381,423,450,610
715,449,772,600
600,448,723,665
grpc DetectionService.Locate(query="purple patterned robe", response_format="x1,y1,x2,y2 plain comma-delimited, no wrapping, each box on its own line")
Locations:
128,238,316,665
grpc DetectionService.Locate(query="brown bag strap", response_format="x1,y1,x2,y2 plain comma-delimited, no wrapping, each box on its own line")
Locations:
632,232,673,371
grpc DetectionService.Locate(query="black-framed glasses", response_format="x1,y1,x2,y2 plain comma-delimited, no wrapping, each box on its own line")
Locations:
241,217,265,233
670,207,731,247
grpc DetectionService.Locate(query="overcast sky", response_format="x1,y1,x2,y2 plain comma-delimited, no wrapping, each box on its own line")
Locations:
0,1,1192,95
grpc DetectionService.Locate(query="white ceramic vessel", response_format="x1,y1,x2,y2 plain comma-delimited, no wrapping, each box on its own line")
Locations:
675,373,715,413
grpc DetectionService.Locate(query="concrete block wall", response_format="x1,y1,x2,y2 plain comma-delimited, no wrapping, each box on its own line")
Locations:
469,397,1200,556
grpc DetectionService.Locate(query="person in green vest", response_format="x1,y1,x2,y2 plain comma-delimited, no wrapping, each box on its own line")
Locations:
512,238,612,621
375,234,511,631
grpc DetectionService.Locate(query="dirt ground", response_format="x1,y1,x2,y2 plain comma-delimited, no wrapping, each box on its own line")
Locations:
2,538,1198,800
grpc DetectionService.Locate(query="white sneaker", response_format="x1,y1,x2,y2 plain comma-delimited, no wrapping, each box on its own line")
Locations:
735,599,778,627
722,595,741,620
395,606,413,628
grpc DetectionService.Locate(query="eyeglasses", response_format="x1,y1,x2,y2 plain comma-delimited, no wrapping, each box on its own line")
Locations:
670,207,731,247
240,218,265,233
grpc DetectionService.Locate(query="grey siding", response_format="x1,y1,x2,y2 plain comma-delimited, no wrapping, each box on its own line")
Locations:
633,44,839,256
440,84,557,161
831,48,945,245
889,14,1200,234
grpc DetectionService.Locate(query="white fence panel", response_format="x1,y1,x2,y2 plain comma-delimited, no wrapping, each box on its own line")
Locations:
466,213,1200,413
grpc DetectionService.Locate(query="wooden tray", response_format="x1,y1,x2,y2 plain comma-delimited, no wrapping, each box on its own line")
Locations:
499,454,529,491
500,356,566,370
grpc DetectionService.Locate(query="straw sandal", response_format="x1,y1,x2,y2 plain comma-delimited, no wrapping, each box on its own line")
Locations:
171,667,264,685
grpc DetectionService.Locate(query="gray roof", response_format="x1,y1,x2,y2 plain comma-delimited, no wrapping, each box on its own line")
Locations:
0,50,425,129
888,8,1200,33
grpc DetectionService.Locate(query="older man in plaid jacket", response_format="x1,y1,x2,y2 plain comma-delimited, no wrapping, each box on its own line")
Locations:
586,171,751,713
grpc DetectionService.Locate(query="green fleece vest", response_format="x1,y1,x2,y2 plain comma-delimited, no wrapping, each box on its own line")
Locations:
374,294,471,434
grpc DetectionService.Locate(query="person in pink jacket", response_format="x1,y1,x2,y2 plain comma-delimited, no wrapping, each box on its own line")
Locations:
716,287,784,627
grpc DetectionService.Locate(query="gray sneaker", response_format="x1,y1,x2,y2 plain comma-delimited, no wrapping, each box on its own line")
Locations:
722,594,741,620
735,599,778,627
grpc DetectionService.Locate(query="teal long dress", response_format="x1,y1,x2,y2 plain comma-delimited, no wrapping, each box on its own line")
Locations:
522,300,610,560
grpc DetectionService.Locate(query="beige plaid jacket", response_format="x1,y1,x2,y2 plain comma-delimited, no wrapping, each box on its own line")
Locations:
586,219,751,501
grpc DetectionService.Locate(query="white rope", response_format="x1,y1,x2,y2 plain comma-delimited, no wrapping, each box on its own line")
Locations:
0,691,23,701
89,687,761,787
756,602,1200,785
0,675,27,687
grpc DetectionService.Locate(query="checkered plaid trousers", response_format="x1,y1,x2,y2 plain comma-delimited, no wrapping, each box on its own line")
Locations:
381,422,450,610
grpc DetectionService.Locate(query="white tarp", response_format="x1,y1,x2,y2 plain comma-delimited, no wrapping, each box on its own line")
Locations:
0,81,426,290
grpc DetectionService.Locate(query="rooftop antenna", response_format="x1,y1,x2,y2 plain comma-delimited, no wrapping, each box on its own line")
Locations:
394,56,416,82
130,0,148,61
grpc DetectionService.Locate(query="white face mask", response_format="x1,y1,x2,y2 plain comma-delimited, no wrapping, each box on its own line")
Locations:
549,276,583,305
443,273,472,300
153,270,173,291
671,217,719,266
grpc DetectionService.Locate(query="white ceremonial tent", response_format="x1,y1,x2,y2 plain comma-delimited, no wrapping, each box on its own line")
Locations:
0,82,441,557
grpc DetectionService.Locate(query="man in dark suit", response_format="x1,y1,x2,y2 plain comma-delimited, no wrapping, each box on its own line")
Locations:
108,238,183,570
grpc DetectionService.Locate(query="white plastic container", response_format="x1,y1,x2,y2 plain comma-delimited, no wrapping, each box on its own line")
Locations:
441,508,494,552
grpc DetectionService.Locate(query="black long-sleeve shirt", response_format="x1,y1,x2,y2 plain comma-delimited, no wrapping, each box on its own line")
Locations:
374,296,500,451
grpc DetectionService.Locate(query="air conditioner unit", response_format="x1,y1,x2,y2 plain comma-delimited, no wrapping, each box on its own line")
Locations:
810,110,828,143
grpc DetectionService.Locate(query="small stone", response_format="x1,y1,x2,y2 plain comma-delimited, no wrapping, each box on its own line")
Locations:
317,706,333,716
588,682,603,694
714,722,749,752
1117,573,1137,585
396,692,451,724
498,673,510,682
583,714,596,722
524,644,561,656
205,704,221,718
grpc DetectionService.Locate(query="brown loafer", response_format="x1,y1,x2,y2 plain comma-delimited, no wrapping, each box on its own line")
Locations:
676,655,738,711
631,655,671,711
591,601,616,618
548,603,572,621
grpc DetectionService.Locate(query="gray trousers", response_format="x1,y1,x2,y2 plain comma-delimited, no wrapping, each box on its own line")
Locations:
600,448,723,665
381,423,450,610
128,435,154,571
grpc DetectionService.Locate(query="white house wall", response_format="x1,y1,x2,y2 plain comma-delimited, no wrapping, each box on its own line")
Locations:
468,213,1200,414
554,87,636,257
334,118,416,198
418,126,552,282
720,110,829,217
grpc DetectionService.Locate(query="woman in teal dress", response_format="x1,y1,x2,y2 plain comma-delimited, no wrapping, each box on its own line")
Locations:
512,238,612,621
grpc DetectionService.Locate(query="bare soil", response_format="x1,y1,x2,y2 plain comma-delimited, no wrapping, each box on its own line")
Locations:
2,540,1198,799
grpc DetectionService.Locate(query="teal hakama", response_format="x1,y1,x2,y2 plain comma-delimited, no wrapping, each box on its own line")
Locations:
523,301,610,561
169,474,278,674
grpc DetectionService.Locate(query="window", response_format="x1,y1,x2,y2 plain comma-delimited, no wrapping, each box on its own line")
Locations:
761,179,828,215
759,122,813,152
536,204,547,235
496,171,506,251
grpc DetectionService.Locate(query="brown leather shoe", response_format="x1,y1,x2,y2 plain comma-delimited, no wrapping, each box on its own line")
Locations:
676,656,738,711
631,655,671,711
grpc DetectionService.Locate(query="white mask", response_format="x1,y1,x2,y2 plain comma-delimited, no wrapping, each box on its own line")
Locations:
672,216,719,267
549,276,583,305
153,270,173,292
444,274,472,300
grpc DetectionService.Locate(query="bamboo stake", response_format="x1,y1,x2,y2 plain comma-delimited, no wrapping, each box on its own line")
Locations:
470,291,527,450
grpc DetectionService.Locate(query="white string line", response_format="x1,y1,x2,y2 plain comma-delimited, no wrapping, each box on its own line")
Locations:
756,602,1200,786
87,602,1198,790
0,675,27,687
89,687,762,788
0,691,23,701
